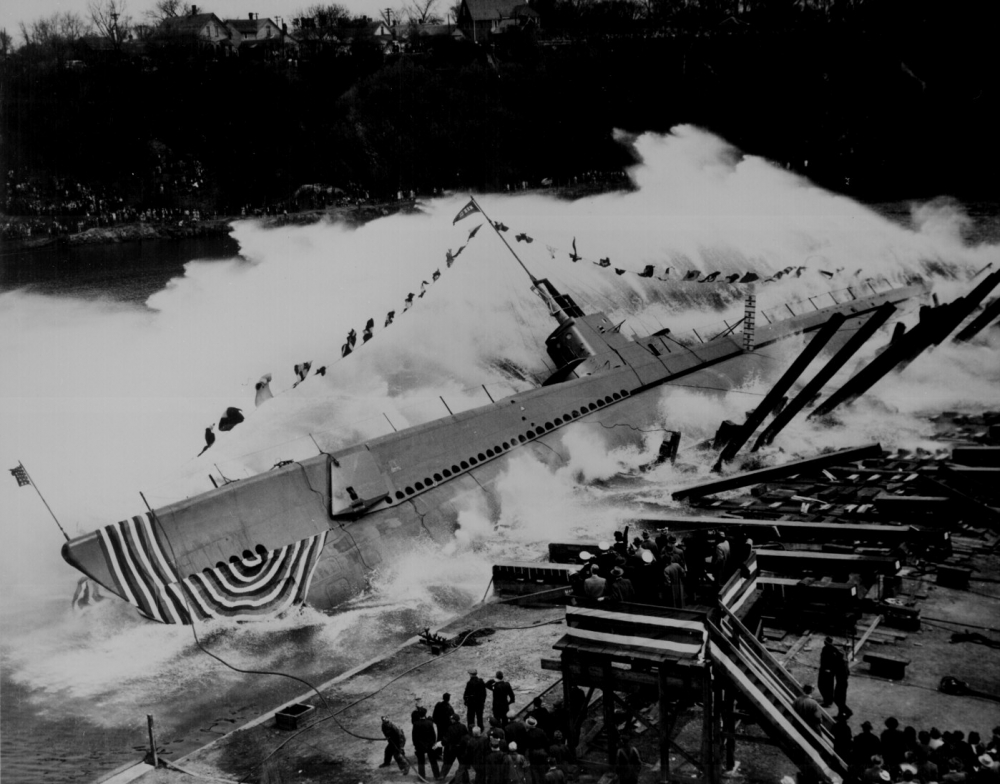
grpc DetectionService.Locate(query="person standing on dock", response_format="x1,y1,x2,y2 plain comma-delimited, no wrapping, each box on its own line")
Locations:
464,669,487,731
434,693,457,742
412,707,441,780
486,672,515,726
380,715,410,774
819,637,840,707
441,714,469,781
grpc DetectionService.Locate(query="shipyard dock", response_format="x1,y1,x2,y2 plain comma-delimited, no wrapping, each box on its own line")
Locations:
102,438,1000,784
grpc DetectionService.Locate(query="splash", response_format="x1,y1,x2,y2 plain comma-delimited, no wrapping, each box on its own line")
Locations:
1,127,998,764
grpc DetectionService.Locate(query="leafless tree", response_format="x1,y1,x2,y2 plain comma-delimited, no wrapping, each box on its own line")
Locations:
145,0,192,23
19,12,91,47
298,2,351,27
89,0,132,48
0,28,13,56
407,0,442,24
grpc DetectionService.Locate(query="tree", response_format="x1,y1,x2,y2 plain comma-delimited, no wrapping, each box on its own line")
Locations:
19,11,91,47
89,0,132,49
407,0,443,24
145,0,192,23
0,28,13,57
298,2,352,27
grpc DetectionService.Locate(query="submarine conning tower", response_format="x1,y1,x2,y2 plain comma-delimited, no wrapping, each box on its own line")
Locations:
536,278,635,382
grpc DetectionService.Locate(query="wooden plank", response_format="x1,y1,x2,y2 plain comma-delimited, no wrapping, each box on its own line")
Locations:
851,614,883,661
672,444,884,500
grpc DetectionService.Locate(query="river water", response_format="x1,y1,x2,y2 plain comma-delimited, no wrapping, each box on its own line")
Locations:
2,127,998,784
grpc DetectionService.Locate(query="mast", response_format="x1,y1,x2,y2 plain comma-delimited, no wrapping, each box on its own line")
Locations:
469,196,572,326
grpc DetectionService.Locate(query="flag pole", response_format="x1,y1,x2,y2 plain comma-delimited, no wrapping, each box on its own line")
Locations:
469,196,539,285
17,462,70,541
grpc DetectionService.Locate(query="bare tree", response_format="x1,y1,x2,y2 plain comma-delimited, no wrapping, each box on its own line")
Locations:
0,28,13,56
89,0,132,49
19,12,90,47
407,0,442,24
145,0,191,23
298,2,351,27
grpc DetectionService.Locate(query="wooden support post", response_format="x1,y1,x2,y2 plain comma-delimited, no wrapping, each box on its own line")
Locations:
702,668,715,784
659,666,671,783
562,656,580,759
147,714,158,768
603,663,619,770
723,685,736,773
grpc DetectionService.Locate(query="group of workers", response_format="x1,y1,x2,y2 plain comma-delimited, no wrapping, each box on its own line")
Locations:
567,526,750,608
380,669,587,783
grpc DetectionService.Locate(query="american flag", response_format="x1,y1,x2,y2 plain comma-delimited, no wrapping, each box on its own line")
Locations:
10,465,30,487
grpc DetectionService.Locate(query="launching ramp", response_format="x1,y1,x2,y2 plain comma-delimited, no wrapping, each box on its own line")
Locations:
547,553,848,783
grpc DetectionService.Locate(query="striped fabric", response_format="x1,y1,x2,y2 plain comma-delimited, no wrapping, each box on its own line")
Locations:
719,551,758,615
564,604,708,658
96,513,327,624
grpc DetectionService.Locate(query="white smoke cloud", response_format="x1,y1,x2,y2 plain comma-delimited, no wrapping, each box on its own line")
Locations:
2,127,998,739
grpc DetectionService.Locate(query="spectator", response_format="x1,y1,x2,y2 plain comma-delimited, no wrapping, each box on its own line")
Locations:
855,721,883,769
441,714,469,781
412,707,441,780
506,742,529,784
792,685,823,734
883,717,905,770
486,671,516,726
380,715,410,774
464,669,487,731
434,693,457,742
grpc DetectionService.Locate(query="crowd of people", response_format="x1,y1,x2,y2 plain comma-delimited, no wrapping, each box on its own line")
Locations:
824,715,1000,783
380,669,594,783
567,526,750,608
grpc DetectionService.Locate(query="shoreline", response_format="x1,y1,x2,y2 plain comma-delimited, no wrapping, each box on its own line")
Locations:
1,182,627,254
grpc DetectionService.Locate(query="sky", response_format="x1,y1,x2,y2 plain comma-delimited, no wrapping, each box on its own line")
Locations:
1,0,431,41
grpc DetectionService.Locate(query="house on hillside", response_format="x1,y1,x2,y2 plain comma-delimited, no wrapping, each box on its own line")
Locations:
456,0,539,42
156,8,233,52
224,13,299,58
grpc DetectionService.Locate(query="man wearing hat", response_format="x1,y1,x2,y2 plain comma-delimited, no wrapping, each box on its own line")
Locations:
380,715,410,774
832,708,853,763
464,668,487,731
525,716,550,783
486,671,516,726
853,721,882,769
819,637,840,708
607,566,635,603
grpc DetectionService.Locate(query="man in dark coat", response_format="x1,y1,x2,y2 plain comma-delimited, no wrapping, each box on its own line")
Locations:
412,707,440,780
441,714,469,781
663,560,686,608
792,685,823,734
527,698,552,737
881,716,905,769
818,637,840,707
464,668,487,731
484,737,508,784
380,715,410,773
854,720,882,769
832,708,853,763
447,724,475,784
434,693,457,743
506,714,528,753
486,671,515,725
606,567,635,603
525,716,550,783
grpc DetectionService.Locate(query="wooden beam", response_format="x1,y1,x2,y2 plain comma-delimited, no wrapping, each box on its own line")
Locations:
851,615,883,661
672,443,884,500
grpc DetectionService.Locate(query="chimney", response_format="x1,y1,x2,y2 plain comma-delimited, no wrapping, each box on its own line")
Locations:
282,22,287,32
190,4,197,15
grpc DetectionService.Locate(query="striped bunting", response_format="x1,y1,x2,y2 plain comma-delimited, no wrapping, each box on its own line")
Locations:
96,513,327,624
720,552,758,616
565,605,708,658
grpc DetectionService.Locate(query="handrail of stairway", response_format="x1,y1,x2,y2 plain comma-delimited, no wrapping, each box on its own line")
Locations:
705,617,847,782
